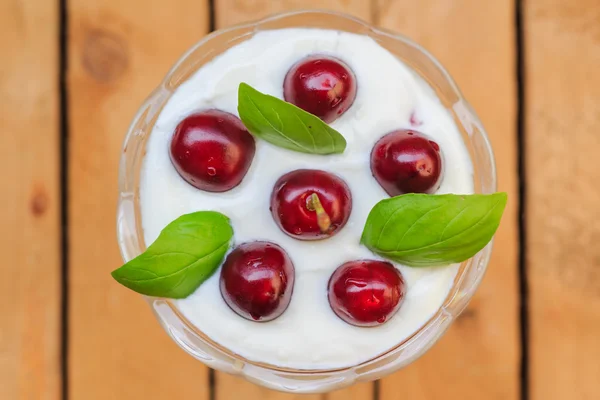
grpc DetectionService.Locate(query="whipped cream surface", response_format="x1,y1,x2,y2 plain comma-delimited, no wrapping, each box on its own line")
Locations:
140,28,474,369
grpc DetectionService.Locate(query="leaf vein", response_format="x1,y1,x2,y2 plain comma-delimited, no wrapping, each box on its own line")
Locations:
384,198,504,254
121,241,230,283
395,205,446,250
292,112,317,150
439,205,469,240
373,202,411,248
245,94,311,152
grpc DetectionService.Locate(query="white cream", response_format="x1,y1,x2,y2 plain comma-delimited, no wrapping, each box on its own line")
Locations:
140,28,473,369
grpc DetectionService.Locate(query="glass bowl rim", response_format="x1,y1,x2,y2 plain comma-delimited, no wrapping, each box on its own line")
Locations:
117,8,497,379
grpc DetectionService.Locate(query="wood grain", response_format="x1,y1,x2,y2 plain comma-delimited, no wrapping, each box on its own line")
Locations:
215,0,372,28
68,1,211,399
213,1,373,399
0,0,61,399
526,1,600,399
376,1,520,399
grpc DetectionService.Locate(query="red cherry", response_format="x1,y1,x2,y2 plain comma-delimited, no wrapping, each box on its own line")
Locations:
170,109,256,192
371,129,443,196
270,169,352,240
328,260,405,327
220,242,295,322
283,55,357,123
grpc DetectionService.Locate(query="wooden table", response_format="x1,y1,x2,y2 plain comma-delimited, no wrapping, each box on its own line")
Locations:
2,0,598,399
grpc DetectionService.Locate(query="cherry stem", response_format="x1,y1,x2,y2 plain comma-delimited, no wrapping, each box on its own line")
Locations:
306,193,332,233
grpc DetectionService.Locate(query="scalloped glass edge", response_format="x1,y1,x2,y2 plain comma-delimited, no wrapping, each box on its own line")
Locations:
116,9,497,394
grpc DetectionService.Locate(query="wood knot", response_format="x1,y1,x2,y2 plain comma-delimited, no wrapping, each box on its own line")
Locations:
82,29,129,82
30,188,49,217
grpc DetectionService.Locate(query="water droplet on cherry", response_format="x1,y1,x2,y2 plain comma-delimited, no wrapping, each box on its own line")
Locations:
371,129,443,195
270,169,352,240
328,260,405,327
170,109,255,192
283,55,357,123
220,241,295,322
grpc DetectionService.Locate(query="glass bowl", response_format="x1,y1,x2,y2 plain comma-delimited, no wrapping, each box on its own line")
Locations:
117,9,496,394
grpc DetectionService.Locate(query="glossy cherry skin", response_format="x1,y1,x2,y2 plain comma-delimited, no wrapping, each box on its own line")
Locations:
371,129,443,196
270,169,352,240
220,242,295,322
170,109,256,192
328,260,405,327
283,55,357,123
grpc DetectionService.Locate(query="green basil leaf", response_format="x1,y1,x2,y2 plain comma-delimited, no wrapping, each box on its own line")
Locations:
237,82,346,154
361,193,507,267
111,211,233,298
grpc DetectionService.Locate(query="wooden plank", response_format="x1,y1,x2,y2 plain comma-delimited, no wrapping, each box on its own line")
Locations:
326,385,373,400
376,1,520,399
68,1,211,399
525,1,600,399
0,0,61,399
214,1,373,399
215,0,371,28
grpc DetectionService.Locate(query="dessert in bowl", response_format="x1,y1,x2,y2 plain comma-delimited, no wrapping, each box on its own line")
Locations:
115,10,504,393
